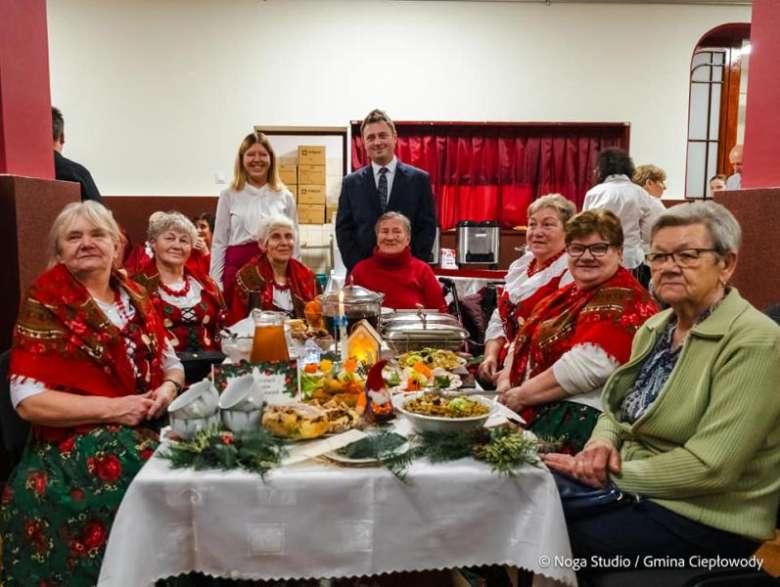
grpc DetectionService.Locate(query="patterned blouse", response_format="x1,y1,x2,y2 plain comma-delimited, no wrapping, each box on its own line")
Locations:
620,303,719,423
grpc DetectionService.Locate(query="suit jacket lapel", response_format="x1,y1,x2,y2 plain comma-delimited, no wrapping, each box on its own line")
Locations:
389,161,407,208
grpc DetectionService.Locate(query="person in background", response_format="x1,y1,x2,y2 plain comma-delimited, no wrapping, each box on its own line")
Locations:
193,212,215,256
351,212,447,313
726,144,743,190
336,109,437,273
710,173,728,196
477,194,575,387
52,106,103,204
498,210,657,453
1,201,183,585
132,211,226,354
211,132,298,304
543,202,780,576
230,214,319,325
584,148,664,289
632,164,669,199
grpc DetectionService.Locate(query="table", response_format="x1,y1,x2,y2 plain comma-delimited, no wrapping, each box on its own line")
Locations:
98,425,576,587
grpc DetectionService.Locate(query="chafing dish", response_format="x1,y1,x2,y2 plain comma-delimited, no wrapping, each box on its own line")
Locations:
381,310,468,353
321,282,384,333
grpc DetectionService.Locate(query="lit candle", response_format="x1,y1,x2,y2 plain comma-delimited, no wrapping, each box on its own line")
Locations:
339,316,348,361
338,290,345,320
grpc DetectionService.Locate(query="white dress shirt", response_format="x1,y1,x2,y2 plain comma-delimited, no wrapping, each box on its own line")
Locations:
583,174,664,269
371,157,398,205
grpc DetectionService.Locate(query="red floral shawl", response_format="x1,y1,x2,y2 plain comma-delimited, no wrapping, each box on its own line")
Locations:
509,266,657,387
230,255,319,324
132,263,227,351
11,264,168,402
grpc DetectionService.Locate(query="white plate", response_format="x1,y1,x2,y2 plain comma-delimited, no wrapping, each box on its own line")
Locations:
324,439,410,465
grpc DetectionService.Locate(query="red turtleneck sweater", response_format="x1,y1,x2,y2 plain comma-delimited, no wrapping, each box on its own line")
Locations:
350,247,448,312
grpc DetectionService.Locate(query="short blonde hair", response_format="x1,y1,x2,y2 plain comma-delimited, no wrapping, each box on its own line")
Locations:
255,214,296,248
49,201,121,266
147,211,198,244
527,194,577,225
633,164,666,187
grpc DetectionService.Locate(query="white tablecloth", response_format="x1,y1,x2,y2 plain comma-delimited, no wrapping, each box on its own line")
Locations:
98,431,576,587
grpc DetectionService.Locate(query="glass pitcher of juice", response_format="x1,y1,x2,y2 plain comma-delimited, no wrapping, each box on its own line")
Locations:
250,310,290,363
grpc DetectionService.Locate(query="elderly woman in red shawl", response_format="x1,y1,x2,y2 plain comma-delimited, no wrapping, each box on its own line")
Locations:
498,210,657,453
229,214,320,324
1,201,184,586
132,211,226,353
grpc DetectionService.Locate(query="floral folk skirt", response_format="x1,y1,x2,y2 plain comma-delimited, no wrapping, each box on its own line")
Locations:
524,401,600,455
1,425,159,586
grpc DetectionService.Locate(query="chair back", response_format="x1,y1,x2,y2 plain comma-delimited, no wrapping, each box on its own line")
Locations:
0,350,31,466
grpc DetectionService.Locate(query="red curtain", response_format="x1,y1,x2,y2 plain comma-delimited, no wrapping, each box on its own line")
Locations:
350,123,629,229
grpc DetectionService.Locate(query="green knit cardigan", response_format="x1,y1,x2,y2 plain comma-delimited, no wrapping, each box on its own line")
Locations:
590,288,780,541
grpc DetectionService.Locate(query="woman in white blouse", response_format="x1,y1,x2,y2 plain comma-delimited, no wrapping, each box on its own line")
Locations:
210,132,298,304
583,148,664,288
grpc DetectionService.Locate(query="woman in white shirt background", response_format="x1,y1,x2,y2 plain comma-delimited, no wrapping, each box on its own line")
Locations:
210,131,298,304
583,148,664,289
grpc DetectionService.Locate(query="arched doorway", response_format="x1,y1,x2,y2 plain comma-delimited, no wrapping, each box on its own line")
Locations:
685,23,750,199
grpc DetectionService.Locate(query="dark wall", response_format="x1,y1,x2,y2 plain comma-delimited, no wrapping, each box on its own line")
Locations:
716,188,780,311
105,196,218,246
0,176,79,351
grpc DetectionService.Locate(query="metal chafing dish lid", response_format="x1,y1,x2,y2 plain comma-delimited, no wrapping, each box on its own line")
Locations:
322,284,383,305
381,312,462,326
381,312,468,338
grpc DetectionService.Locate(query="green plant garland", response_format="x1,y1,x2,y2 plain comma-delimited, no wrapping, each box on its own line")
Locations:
160,428,289,478
160,425,538,482
376,425,539,482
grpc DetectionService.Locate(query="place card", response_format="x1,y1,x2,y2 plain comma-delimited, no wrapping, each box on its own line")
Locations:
213,361,298,403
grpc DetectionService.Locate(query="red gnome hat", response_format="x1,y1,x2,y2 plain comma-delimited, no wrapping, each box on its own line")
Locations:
366,360,388,391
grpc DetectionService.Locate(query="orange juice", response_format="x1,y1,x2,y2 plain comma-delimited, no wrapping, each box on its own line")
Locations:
250,325,290,363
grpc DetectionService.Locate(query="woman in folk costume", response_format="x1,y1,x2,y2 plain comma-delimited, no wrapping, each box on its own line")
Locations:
498,210,657,453
229,214,319,324
1,202,184,586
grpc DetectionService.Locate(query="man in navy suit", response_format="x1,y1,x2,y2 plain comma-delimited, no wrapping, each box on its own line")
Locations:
336,109,436,273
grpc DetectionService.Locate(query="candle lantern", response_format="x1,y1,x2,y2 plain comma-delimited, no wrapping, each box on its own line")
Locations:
347,319,382,365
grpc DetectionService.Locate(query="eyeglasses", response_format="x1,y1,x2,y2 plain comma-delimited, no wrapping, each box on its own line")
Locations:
566,242,611,257
645,248,718,267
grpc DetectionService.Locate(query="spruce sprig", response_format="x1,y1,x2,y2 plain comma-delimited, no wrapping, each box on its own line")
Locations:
161,427,289,478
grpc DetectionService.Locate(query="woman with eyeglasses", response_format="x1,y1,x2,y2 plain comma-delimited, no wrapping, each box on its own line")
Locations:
498,210,657,452
543,201,780,576
478,194,576,388
584,148,665,289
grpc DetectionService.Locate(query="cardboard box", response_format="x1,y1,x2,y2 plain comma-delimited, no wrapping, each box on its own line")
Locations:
298,204,325,224
326,205,338,224
278,164,297,185
298,145,326,166
298,164,326,185
286,184,297,200
298,185,326,205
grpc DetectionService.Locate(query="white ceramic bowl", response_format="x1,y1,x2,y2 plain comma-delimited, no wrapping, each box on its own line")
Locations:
393,392,498,433
168,380,219,419
169,412,221,440
221,335,253,363
221,407,264,433
219,373,264,411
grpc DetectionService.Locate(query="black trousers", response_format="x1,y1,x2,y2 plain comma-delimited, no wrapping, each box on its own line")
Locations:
554,473,758,570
